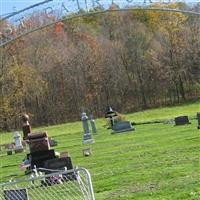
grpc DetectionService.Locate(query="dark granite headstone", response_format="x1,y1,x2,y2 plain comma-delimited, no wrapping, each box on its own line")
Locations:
4,188,29,200
112,121,135,134
44,157,73,170
197,112,200,129
28,149,56,169
22,125,31,140
43,157,76,182
7,150,12,155
174,116,190,126
6,143,14,155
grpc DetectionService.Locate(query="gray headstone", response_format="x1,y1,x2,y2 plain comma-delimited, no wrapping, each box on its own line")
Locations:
89,115,97,134
6,143,14,155
13,131,23,152
112,121,135,134
82,113,94,144
4,188,29,200
83,133,94,144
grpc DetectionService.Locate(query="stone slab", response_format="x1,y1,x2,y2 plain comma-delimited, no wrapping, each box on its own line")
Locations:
83,139,94,144
112,121,135,134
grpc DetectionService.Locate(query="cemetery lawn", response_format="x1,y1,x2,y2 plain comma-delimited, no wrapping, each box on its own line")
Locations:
0,101,200,199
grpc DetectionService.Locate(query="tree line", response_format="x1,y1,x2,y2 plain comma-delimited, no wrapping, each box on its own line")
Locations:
0,3,200,131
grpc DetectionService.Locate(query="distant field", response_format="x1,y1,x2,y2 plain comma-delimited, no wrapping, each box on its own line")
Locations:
0,101,199,199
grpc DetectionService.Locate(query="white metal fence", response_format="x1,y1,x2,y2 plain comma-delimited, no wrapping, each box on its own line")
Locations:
0,167,95,200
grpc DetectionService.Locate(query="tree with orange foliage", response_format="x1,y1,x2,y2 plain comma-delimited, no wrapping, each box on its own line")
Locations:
54,22,65,38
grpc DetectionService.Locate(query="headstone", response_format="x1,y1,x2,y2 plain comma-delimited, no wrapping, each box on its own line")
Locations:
7,151,12,155
27,132,50,153
22,114,31,140
49,138,58,147
112,121,135,134
6,143,14,155
43,157,76,181
197,112,200,129
44,157,73,170
105,106,117,127
89,114,97,134
13,131,24,153
4,188,29,200
28,149,56,168
81,112,94,144
7,149,13,155
174,116,190,126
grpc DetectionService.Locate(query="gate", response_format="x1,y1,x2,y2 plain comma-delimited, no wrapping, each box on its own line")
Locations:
0,167,95,200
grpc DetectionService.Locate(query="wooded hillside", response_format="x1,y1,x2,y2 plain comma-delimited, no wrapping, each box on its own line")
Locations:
0,3,200,130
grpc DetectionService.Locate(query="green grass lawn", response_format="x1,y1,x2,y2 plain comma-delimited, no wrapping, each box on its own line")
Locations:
0,101,200,199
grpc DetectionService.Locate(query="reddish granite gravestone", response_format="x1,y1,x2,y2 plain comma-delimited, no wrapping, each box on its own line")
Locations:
27,132,50,153
22,114,31,140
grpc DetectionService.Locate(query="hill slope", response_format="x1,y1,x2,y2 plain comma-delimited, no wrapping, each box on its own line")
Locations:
0,101,199,199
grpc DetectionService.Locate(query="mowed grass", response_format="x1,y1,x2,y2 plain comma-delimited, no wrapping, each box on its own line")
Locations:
0,101,200,199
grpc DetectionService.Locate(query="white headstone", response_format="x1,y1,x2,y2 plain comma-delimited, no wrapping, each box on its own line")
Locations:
13,131,23,150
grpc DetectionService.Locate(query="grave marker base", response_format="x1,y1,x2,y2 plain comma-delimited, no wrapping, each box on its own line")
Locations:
83,133,94,144
83,139,94,144
15,148,24,153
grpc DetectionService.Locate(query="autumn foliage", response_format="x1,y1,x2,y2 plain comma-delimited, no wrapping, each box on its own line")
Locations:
0,3,199,130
